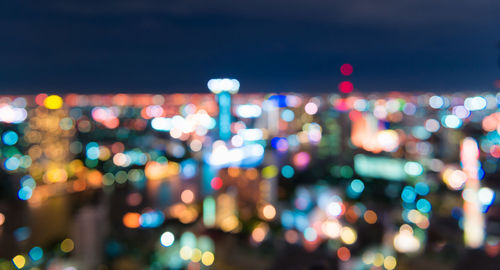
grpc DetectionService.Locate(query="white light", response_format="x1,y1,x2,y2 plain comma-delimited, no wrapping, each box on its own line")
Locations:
442,115,462,129
161,231,175,247
228,148,244,163
464,96,487,111
321,220,341,239
452,106,470,119
304,102,318,115
0,104,28,123
393,230,420,253
151,117,173,131
236,104,262,118
376,130,399,152
404,161,423,176
327,202,342,217
353,99,368,111
207,78,240,94
424,119,440,132
249,144,265,156
237,129,263,141
208,143,264,167
231,135,244,147
478,187,495,206
429,96,444,109
462,188,476,202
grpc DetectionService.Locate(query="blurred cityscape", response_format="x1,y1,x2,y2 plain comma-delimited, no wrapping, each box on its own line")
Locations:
0,76,499,270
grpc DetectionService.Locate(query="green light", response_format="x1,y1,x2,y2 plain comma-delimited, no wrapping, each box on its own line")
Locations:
203,196,216,227
354,154,406,181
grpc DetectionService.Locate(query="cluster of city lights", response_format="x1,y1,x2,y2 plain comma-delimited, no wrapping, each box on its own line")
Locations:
0,80,498,269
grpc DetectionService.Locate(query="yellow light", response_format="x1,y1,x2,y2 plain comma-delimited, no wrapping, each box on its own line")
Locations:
44,95,63,109
220,216,239,232
340,227,357,245
362,251,374,265
60,238,74,253
68,159,85,174
98,146,111,160
384,256,397,270
180,246,193,260
262,165,278,179
45,168,68,183
191,248,202,262
12,255,26,269
201,251,215,266
373,253,384,267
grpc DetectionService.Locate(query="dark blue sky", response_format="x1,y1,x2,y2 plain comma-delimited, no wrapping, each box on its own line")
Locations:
0,0,499,93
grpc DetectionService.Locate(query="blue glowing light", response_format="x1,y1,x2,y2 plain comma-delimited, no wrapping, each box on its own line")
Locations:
86,142,100,160
401,186,417,203
350,179,365,193
295,213,309,232
414,182,430,196
218,92,232,141
281,210,294,229
2,131,18,146
18,186,33,200
268,95,288,107
5,157,20,171
451,207,463,220
271,137,288,151
14,226,31,241
416,199,432,213
139,211,165,228
347,179,365,199
29,246,43,261
181,159,198,179
281,109,295,122
281,165,294,179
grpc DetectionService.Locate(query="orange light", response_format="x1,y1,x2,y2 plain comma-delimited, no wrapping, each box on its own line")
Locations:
364,210,378,224
337,247,351,261
245,168,259,180
87,170,103,187
227,167,241,178
123,212,141,228
181,189,195,204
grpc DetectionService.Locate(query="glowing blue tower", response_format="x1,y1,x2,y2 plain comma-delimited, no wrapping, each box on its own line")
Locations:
207,78,240,141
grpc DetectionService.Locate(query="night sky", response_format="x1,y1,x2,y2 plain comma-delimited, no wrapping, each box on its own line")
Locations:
1,0,499,93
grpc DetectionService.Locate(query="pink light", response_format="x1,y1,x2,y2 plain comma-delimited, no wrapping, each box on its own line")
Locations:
338,81,354,93
340,64,353,76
